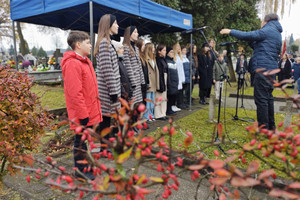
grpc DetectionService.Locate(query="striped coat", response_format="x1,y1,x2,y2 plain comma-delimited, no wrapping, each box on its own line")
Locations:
96,38,121,114
123,45,145,104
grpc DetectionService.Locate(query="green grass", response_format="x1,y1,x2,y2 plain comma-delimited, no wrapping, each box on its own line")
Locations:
192,82,296,99
150,107,298,178
31,84,66,110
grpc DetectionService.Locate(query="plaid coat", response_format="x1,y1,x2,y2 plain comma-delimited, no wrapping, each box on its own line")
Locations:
123,45,145,104
96,38,121,114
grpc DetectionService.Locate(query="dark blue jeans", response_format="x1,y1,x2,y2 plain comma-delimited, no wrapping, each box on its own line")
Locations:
254,73,275,130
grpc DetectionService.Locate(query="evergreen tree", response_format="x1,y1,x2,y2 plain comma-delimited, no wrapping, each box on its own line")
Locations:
8,45,14,56
31,46,38,56
290,43,299,54
37,47,47,58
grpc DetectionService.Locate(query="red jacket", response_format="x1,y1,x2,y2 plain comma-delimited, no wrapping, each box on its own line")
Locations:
61,51,102,130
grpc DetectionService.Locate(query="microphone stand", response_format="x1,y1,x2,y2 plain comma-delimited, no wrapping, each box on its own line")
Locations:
189,34,193,111
231,48,254,122
199,30,231,154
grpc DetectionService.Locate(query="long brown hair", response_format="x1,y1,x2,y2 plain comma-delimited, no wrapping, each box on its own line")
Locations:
156,44,166,58
200,45,211,58
136,38,146,66
94,14,111,56
123,26,136,56
192,45,198,68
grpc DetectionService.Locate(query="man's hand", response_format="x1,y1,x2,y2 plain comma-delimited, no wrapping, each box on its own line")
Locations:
220,29,231,35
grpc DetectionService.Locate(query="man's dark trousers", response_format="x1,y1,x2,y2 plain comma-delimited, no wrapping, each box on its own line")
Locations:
254,73,275,130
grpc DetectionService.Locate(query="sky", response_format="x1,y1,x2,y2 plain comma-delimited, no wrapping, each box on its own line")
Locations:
278,0,300,40
1,0,300,51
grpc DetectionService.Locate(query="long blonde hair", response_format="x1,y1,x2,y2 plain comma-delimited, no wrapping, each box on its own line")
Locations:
145,43,155,62
94,14,111,56
123,26,136,56
173,42,182,61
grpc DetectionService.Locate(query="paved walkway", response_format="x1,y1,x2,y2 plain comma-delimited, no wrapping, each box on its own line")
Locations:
1,96,290,200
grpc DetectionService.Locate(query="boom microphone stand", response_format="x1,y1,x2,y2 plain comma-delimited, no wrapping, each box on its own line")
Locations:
199,29,232,153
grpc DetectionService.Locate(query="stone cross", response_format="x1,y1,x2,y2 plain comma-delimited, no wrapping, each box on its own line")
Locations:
208,94,217,123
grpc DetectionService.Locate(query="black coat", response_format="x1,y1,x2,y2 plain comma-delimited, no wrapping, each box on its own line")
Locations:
166,56,178,95
156,56,168,92
236,58,248,74
119,57,133,100
198,53,211,89
278,59,292,82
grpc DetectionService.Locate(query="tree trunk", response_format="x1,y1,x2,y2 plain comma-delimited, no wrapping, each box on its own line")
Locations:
16,22,29,55
227,46,236,82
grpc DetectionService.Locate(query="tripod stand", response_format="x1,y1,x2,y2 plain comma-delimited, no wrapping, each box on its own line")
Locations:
198,30,232,153
232,58,255,122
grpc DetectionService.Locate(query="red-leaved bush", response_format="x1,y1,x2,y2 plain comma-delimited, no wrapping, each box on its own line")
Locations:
0,66,50,174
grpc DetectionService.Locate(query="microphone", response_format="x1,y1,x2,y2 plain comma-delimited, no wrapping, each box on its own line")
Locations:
181,26,209,35
219,41,238,46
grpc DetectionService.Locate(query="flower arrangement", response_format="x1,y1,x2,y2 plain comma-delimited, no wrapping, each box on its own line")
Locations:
48,57,56,65
36,64,50,71
7,60,16,68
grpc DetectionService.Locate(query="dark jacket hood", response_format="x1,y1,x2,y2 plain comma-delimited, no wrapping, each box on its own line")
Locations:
265,20,283,33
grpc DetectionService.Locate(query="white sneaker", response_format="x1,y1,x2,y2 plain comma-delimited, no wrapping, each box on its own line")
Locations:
172,106,181,111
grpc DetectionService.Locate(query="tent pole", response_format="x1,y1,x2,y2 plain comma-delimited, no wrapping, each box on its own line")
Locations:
12,21,18,71
89,1,94,63
189,33,193,111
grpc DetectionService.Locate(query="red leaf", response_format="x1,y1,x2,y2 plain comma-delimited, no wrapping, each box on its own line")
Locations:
288,182,300,189
246,161,260,175
231,177,259,187
243,143,256,151
209,177,228,185
23,154,34,167
224,155,237,163
268,68,281,75
119,98,130,110
184,136,193,148
217,123,223,137
263,178,273,188
188,164,206,171
208,160,224,169
215,169,231,177
258,169,275,180
219,193,227,200
269,189,283,197
101,127,112,137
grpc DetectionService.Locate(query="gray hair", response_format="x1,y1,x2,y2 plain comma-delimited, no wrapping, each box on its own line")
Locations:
264,13,279,22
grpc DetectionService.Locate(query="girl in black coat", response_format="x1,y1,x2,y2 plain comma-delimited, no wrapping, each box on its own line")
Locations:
198,43,211,104
155,44,168,120
278,53,292,82
165,47,178,115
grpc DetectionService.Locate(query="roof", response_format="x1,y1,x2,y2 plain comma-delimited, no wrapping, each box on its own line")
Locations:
10,0,193,35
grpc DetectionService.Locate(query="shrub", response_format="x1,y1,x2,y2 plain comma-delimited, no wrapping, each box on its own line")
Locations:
0,66,50,174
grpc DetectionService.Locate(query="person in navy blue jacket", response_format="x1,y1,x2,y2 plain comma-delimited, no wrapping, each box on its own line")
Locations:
292,56,300,94
220,13,282,130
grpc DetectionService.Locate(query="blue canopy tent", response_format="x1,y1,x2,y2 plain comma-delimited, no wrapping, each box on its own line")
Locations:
10,0,193,66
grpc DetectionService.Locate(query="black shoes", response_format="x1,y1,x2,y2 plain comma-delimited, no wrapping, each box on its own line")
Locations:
157,116,168,120
166,110,176,115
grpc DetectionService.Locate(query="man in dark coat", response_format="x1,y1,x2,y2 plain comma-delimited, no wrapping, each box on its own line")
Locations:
221,13,282,130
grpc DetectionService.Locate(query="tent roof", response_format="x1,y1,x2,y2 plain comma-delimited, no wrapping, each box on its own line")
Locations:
10,0,193,35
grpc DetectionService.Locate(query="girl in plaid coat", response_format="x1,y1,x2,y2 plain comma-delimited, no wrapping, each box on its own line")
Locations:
123,26,146,105
94,14,121,135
